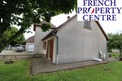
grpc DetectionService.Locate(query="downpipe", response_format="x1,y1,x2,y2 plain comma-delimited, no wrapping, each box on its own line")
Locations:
51,30,59,65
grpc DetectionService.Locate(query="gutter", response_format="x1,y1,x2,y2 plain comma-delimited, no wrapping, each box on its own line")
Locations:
55,35,59,65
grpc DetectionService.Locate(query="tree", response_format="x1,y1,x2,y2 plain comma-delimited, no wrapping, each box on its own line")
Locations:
108,33,122,59
3,26,25,46
0,0,77,52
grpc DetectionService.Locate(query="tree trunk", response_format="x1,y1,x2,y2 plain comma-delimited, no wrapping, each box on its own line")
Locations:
0,28,25,53
0,18,11,52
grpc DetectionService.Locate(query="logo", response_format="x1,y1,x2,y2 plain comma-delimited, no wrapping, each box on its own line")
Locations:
77,0,122,21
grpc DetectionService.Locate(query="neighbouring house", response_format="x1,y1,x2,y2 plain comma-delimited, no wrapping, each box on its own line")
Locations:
34,14,108,64
25,36,35,52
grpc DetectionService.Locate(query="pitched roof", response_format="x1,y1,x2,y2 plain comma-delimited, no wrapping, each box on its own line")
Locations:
25,36,35,43
33,22,56,31
42,14,108,41
95,21,108,41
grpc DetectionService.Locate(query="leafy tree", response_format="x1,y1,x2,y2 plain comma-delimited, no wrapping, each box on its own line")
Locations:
108,33,122,59
0,0,76,52
3,26,25,46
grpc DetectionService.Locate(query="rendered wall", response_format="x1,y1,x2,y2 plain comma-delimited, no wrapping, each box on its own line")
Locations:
57,17,107,64
34,27,50,54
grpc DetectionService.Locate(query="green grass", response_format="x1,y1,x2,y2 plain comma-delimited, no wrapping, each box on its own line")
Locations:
0,60,31,81
0,60,122,81
110,52,119,58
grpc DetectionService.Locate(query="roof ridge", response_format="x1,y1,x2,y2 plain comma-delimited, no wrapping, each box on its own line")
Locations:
42,14,108,41
57,14,77,30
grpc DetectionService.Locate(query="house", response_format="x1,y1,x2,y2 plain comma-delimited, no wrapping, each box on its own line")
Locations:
34,23,56,54
25,36,35,52
34,14,108,64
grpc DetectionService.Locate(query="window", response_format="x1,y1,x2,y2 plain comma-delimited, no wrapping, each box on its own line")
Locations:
84,21,91,29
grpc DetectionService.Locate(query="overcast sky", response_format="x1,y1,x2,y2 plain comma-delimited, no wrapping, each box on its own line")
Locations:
25,0,122,39
51,12,122,34
24,12,122,39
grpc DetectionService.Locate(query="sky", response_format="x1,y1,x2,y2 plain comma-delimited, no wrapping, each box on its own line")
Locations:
24,0,122,39
24,12,122,39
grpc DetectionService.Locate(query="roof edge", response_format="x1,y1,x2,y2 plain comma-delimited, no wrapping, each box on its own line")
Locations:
42,14,108,41
95,21,109,41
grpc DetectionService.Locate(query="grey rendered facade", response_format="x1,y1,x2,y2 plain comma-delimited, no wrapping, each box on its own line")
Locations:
34,15,108,64
34,27,50,54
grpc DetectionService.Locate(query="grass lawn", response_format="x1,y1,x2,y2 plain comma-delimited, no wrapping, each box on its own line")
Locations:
0,60,122,81
110,52,119,58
